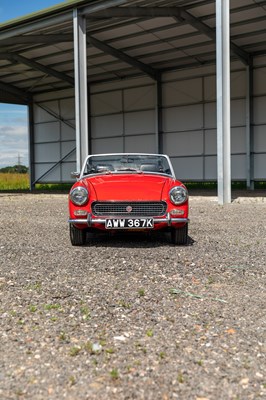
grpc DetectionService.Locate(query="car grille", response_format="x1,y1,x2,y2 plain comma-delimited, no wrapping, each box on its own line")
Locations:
92,201,167,217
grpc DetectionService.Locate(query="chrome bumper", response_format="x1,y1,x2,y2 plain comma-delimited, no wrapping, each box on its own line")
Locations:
68,213,189,227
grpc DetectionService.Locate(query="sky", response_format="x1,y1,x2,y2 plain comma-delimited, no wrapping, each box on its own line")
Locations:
0,0,65,168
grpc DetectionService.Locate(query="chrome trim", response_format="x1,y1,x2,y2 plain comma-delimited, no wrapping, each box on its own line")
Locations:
92,201,167,217
69,213,189,226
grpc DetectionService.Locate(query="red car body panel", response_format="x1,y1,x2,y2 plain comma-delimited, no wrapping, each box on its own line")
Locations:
85,174,170,201
69,174,189,230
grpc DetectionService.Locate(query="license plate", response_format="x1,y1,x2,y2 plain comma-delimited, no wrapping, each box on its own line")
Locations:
105,218,154,229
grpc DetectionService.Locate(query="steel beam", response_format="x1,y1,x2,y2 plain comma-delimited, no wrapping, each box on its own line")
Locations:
0,13,73,41
0,80,31,102
32,148,76,185
0,0,129,42
89,6,250,65
28,101,35,191
80,0,134,17
155,74,163,154
84,6,182,18
73,9,89,172
216,0,231,205
36,103,75,129
87,36,159,81
177,7,250,66
0,34,73,46
1,53,74,86
246,62,254,190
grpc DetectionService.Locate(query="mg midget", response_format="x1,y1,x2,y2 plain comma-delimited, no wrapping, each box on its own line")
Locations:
68,153,189,245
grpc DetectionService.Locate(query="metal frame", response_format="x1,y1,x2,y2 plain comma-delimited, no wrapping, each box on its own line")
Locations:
73,9,89,172
155,75,163,154
246,62,254,190
0,0,266,199
28,101,35,191
216,0,231,204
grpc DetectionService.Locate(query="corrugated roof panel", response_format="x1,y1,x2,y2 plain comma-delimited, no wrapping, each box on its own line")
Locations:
104,32,161,48
92,23,144,41
230,7,266,24
169,34,212,48
135,17,177,30
127,42,174,57
183,43,216,56
235,33,266,47
231,20,266,36
153,24,198,40
187,2,215,18
0,0,265,98
138,50,188,64
230,0,252,10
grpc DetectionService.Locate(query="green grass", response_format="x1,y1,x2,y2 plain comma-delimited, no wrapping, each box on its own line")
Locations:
146,329,154,337
110,368,119,380
1,172,265,192
0,173,29,190
0,173,72,191
138,288,145,297
69,346,82,357
34,183,72,191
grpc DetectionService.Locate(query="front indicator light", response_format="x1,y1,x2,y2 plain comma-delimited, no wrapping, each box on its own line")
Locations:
170,209,184,216
74,210,88,216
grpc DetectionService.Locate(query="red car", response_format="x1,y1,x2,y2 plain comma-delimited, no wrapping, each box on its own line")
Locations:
68,153,189,245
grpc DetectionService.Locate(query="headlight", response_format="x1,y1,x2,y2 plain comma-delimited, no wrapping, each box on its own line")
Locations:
169,186,188,205
70,186,88,206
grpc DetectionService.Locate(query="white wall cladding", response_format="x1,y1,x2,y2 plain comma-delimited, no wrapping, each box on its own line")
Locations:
161,58,266,181
31,57,266,183
253,56,266,180
90,78,157,156
161,63,247,181
32,89,76,183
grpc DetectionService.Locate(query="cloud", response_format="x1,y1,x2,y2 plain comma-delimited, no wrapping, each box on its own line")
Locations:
0,124,27,137
0,112,27,125
0,124,28,167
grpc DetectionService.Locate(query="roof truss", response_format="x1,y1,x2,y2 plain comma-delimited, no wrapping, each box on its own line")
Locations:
0,80,31,102
86,6,250,65
0,1,264,96
0,53,74,86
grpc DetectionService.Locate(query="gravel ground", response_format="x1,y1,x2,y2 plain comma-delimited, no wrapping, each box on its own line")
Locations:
0,192,265,400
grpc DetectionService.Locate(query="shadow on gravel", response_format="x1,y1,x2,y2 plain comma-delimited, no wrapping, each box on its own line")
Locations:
83,232,195,248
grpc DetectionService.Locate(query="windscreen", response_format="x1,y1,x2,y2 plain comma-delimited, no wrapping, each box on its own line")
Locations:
83,154,172,176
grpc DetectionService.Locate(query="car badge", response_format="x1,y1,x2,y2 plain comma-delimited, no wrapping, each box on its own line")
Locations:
126,206,133,213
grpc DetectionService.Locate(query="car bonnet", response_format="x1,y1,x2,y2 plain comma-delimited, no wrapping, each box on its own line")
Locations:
84,173,172,201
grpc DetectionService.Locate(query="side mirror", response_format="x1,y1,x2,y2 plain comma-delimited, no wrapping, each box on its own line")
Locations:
71,171,80,179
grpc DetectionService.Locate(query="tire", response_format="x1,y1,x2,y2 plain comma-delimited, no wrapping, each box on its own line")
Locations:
70,224,86,246
171,224,188,245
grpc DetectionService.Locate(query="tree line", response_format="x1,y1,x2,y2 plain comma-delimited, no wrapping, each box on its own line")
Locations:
0,165,29,173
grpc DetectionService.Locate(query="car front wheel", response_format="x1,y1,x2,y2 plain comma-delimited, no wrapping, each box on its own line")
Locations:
70,224,86,246
171,224,188,245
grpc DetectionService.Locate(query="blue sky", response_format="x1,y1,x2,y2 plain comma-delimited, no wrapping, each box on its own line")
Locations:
0,0,64,167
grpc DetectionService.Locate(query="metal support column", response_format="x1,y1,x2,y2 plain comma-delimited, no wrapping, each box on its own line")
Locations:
87,83,92,155
155,74,163,154
28,101,35,191
246,62,254,190
73,9,89,172
216,0,231,204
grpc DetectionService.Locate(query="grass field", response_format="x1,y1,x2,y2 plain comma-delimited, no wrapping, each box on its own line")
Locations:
0,173,29,190
0,173,72,191
0,172,265,192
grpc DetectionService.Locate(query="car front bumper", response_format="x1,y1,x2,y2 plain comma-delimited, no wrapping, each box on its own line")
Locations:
68,212,189,228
